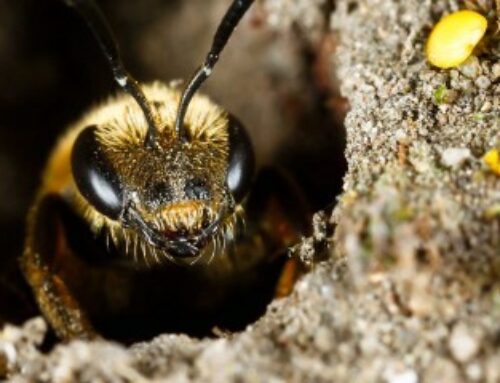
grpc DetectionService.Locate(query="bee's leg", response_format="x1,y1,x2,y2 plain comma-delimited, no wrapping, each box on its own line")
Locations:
20,194,97,340
245,168,311,297
274,257,301,298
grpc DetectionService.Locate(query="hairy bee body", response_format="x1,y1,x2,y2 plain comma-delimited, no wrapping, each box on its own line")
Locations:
21,0,306,341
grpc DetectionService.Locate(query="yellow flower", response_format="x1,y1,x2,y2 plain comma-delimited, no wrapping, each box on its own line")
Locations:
426,10,487,69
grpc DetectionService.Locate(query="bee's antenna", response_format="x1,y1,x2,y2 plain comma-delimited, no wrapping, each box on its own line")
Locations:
63,0,159,149
174,0,255,141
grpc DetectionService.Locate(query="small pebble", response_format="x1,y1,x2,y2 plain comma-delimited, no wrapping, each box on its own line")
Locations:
466,362,482,381
475,75,491,89
480,101,492,112
313,326,333,352
440,147,471,168
492,63,500,81
384,367,418,383
449,323,481,363
459,56,482,78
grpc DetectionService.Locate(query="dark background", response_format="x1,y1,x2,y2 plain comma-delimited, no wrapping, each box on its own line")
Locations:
0,0,345,325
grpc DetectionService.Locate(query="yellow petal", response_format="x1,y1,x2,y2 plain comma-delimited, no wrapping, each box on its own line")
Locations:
483,149,500,176
426,10,487,69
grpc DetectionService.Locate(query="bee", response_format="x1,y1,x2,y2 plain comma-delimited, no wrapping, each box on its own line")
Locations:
21,0,308,341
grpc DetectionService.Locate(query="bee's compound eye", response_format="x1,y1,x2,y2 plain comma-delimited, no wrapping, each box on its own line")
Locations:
71,126,124,220
226,115,255,202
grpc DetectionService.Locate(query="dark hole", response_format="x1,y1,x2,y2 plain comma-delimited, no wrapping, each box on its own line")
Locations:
87,256,290,343
415,247,429,265
274,39,347,212
347,1,359,13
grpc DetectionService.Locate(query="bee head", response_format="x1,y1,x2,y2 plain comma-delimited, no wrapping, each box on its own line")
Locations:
71,87,254,260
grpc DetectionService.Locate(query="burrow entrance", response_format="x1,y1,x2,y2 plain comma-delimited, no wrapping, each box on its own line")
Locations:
0,0,346,345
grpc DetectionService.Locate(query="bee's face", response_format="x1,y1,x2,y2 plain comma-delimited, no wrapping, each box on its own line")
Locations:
71,84,254,262
113,133,232,258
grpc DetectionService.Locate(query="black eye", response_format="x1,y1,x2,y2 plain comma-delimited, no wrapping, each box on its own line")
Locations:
185,178,210,200
226,115,255,202
71,126,124,220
